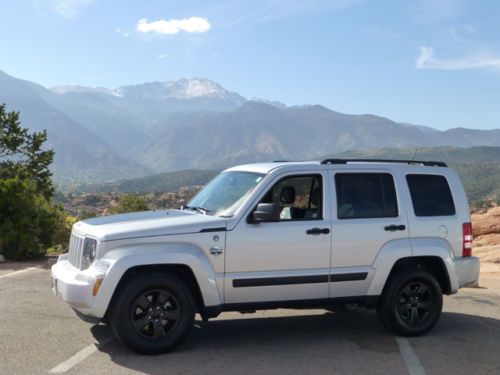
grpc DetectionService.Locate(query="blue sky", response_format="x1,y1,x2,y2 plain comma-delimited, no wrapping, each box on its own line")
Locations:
1,0,500,130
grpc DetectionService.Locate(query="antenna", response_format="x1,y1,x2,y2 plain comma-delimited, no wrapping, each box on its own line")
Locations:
409,148,418,162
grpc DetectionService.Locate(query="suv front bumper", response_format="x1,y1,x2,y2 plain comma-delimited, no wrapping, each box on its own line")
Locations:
51,254,106,318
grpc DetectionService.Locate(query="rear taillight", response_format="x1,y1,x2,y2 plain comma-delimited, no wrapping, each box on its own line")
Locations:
462,222,473,257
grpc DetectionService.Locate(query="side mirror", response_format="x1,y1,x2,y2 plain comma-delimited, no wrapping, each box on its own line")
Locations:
249,203,281,223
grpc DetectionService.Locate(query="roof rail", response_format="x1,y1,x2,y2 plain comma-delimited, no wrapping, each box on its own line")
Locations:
320,158,447,167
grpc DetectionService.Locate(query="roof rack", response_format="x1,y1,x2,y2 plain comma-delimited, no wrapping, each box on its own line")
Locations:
320,158,447,167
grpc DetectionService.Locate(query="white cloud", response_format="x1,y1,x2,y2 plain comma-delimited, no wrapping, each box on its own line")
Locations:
416,46,500,71
115,28,129,38
50,0,95,19
136,17,211,35
157,53,167,59
447,24,476,42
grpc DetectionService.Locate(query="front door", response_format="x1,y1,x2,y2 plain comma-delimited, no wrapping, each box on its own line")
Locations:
224,172,332,304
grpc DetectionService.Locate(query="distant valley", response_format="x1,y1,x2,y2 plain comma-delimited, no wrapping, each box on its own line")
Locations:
1,70,500,188
76,146,500,208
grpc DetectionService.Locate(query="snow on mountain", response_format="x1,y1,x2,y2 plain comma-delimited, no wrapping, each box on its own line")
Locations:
115,78,246,103
50,78,246,104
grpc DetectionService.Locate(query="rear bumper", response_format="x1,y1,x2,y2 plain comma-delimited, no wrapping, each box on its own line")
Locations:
454,256,480,288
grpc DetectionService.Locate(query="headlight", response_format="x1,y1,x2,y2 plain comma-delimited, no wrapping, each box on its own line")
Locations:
82,238,97,269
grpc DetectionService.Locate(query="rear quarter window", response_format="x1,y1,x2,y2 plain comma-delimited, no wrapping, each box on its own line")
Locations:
406,174,455,217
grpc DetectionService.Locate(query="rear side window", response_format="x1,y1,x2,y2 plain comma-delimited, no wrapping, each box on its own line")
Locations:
406,174,455,217
335,173,398,219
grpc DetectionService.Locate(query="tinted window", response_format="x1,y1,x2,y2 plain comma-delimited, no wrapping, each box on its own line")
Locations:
406,174,455,217
335,173,398,219
260,175,322,221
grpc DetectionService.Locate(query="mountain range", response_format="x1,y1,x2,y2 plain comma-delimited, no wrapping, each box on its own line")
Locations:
80,146,500,207
1,70,500,187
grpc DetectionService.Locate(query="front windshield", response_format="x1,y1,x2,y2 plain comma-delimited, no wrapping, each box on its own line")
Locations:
186,171,264,217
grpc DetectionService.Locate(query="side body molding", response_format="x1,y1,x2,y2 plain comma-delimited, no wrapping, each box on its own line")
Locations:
90,243,222,318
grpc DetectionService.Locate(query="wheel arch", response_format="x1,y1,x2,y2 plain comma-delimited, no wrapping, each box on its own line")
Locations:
90,244,223,318
368,238,458,296
107,264,206,316
382,256,452,295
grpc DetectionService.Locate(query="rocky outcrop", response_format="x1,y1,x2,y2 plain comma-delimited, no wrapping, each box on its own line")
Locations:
472,206,500,264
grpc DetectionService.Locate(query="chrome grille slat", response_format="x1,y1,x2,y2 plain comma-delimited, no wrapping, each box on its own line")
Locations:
68,233,84,269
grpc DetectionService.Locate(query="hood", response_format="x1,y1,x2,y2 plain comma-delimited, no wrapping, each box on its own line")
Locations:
73,209,227,242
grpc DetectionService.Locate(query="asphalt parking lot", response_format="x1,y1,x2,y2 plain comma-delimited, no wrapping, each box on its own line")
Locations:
1,261,500,375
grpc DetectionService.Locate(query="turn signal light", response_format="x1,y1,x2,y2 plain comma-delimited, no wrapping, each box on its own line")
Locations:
92,278,103,296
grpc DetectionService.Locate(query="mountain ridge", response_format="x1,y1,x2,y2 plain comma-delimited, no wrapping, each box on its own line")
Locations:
1,70,499,186
77,146,500,207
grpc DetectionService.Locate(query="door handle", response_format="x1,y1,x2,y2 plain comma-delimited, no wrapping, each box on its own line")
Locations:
384,224,406,232
209,246,223,256
306,228,330,235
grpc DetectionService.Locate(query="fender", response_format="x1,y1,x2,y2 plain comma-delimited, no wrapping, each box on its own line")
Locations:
367,237,457,296
89,243,222,318
409,237,458,293
367,238,412,296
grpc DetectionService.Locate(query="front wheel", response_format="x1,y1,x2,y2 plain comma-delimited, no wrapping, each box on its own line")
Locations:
377,268,443,336
110,273,195,354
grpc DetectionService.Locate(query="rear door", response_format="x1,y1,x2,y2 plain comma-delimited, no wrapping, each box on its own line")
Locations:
329,169,410,297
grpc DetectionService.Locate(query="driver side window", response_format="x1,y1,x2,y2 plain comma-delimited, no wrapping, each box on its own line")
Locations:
259,175,322,221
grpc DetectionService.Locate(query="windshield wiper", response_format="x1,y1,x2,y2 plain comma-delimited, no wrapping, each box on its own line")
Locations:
181,205,211,215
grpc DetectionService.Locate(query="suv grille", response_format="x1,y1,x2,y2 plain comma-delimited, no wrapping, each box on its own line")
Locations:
68,233,84,269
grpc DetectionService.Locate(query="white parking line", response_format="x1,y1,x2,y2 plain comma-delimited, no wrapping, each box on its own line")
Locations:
48,337,114,374
0,267,42,279
396,337,426,375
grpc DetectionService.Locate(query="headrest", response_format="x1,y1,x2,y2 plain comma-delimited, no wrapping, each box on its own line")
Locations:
310,187,320,206
280,186,296,204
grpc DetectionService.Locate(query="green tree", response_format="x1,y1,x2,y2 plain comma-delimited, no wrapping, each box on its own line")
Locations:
0,177,55,259
0,104,57,259
109,194,149,214
0,104,54,198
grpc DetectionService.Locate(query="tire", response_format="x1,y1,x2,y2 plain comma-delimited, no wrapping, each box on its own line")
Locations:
377,267,443,336
109,272,195,354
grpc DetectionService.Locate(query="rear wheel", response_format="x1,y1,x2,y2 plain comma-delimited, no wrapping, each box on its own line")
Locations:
377,268,442,336
110,273,195,354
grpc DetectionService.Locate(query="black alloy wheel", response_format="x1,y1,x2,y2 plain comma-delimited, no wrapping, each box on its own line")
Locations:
131,289,181,339
396,281,433,326
377,267,443,336
110,273,195,354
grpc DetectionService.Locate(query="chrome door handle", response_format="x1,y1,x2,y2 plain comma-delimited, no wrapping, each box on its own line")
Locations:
384,224,406,232
306,228,330,235
209,246,223,256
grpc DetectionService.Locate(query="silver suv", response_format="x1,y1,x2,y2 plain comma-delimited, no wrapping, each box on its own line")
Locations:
52,159,480,354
